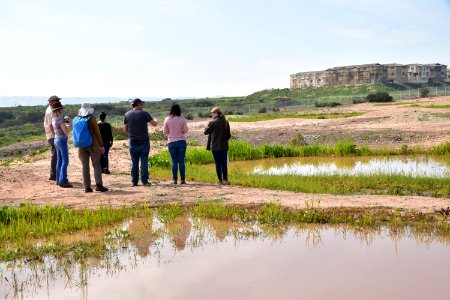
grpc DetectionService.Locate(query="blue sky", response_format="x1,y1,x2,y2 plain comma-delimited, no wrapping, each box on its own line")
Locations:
0,0,449,99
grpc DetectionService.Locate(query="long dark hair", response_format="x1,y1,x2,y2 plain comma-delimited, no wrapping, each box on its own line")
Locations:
211,107,227,128
169,104,181,117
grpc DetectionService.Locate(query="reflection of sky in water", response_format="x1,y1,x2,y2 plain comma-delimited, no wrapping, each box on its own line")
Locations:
253,157,450,178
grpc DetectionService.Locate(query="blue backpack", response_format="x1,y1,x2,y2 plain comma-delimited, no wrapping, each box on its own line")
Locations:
72,116,92,148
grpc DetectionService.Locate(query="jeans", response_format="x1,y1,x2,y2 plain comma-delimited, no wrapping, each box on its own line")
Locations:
78,146,103,189
212,150,228,181
48,138,57,179
168,140,187,180
129,141,150,185
54,138,69,184
100,144,110,171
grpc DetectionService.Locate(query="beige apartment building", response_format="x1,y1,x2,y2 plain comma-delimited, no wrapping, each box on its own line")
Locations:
290,63,449,89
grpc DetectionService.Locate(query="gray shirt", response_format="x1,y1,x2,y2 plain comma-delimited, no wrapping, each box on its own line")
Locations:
124,109,153,144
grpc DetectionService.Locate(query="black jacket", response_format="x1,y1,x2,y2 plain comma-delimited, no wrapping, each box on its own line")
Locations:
204,116,231,151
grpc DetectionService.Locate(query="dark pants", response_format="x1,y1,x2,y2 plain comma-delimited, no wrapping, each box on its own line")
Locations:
129,141,150,185
78,146,103,189
48,138,56,179
168,140,187,180
100,144,111,171
212,150,228,181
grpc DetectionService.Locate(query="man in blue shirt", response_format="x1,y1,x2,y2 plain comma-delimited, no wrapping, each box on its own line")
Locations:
124,98,158,186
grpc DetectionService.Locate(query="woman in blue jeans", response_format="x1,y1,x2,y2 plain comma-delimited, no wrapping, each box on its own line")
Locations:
204,107,231,185
50,102,73,188
163,104,189,184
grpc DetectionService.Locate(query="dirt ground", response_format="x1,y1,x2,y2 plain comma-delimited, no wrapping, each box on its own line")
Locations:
0,96,449,212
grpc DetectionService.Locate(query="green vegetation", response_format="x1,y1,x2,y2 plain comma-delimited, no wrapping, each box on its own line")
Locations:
228,112,362,122
406,104,450,109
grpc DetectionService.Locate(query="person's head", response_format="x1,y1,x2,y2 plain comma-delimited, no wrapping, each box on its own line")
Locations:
48,95,61,106
78,102,94,117
51,101,64,117
169,104,181,117
99,112,106,121
131,98,144,109
211,107,227,127
210,107,224,118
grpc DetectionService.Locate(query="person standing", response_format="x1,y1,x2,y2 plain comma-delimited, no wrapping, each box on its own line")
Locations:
50,101,73,188
163,104,188,184
43,95,61,180
204,107,231,185
124,98,158,186
98,112,114,174
75,103,108,193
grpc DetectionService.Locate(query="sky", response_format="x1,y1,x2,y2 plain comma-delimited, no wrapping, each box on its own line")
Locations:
0,0,449,100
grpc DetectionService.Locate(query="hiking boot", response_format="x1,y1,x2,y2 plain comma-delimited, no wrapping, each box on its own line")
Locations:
49,176,56,181
103,169,111,174
171,179,177,184
223,180,231,185
132,183,138,187
180,179,186,184
59,183,73,188
95,185,108,192
142,182,151,186
85,187,93,193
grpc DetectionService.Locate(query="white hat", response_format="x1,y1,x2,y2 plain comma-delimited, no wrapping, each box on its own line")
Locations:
78,102,94,117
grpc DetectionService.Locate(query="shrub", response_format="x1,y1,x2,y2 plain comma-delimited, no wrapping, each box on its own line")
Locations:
185,113,194,120
420,88,430,98
366,92,393,103
258,107,267,113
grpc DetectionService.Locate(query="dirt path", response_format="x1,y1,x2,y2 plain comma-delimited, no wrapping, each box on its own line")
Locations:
1,96,449,212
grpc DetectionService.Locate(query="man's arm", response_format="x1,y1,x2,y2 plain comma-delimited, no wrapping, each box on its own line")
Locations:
123,124,128,134
150,119,158,127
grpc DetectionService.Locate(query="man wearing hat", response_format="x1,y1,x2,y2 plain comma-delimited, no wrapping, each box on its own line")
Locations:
123,98,158,186
43,95,61,180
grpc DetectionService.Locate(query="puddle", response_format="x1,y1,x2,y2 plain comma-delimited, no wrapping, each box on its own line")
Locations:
1,215,450,299
239,155,450,178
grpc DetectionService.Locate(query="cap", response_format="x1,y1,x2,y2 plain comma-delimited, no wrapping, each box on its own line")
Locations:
131,98,144,107
48,95,61,102
78,102,94,117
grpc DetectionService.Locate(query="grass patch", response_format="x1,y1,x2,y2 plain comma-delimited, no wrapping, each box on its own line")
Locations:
228,112,363,122
405,104,450,109
151,164,450,198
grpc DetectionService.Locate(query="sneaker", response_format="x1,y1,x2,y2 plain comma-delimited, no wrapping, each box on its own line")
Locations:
218,180,223,185
132,183,138,187
180,179,186,184
171,180,177,184
103,169,111,174
95,185,108,192
85,187,93,193
49,176,56,181
142,182,151,186
59,183,73,188
223,180,231,185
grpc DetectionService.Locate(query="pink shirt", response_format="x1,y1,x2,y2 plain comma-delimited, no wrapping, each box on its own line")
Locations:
163,116,188,143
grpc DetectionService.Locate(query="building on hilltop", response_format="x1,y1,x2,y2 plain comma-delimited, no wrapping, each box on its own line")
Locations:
290,63,449,89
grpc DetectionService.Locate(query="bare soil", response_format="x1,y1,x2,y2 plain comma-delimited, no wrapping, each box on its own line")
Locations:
1,96,449,212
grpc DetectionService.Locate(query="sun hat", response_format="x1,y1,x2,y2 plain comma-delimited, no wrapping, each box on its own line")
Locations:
78,102,94,117
48,95,61,103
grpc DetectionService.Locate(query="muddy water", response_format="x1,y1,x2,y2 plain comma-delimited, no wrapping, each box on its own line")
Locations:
239,155,450,178
1,216,450,300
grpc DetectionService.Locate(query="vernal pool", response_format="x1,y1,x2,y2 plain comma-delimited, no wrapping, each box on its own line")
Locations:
1,215,450,300
242,155,450,178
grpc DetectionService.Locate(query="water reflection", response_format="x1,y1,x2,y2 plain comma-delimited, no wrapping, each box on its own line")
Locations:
247,156,450,178
1,215,450,300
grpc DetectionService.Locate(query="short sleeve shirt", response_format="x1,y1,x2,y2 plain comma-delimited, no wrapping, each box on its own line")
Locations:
52,117,67,139
124,110,153,144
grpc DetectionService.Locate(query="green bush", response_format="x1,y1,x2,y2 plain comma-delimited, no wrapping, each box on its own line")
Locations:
366,92,393,103
420,88,430,98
